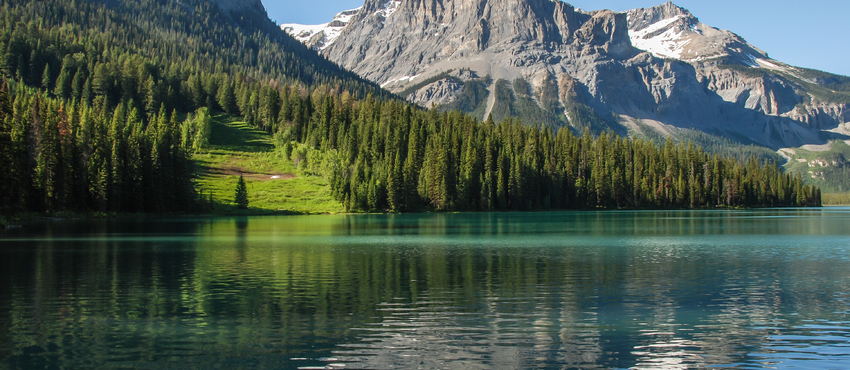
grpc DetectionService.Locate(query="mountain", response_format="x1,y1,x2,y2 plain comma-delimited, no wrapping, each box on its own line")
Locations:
284,0,850,153
282,7,364,51
627,3,771,65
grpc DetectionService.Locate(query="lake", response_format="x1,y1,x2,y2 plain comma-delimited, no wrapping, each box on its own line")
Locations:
2,209,850,369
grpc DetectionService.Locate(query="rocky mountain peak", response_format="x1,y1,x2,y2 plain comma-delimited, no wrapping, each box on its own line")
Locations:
626,1,775,66
320,0,636,87
571,10,631,55
283,0,849,152
627,1,693,31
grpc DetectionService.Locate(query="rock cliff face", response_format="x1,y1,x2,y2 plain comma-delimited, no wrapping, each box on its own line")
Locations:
285,0,850,151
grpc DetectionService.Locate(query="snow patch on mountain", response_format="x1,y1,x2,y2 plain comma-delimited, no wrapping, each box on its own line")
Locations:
381,74,421,88
626,4,788,72
281,7,361,50
282,0,399,49
628,15,692,59
282,22,329,41
376,0,401,21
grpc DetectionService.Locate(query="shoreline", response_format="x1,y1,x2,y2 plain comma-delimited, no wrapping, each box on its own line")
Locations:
4,205,842,229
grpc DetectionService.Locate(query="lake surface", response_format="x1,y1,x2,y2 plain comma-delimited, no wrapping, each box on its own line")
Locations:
2,209,850,369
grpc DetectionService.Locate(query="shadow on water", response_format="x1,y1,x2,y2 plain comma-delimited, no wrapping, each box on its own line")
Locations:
235,217,248,262
1,209,850,369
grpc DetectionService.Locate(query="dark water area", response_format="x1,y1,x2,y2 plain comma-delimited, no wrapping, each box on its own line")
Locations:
1,209,850,369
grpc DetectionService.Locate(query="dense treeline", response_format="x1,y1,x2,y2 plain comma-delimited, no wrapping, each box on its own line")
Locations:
0,0,384,214
0,81,196,214
0,0,380,111
261,89,822,212
0,0,382,118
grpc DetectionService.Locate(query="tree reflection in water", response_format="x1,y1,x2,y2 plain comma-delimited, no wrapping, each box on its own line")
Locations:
1,210,849,369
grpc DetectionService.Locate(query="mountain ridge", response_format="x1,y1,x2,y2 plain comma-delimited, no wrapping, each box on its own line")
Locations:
282,0,849,151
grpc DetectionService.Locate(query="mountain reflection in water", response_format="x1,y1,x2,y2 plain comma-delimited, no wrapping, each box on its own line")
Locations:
1,209,850,369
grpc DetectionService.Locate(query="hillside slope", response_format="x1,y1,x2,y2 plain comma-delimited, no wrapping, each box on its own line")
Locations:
0,0,385,215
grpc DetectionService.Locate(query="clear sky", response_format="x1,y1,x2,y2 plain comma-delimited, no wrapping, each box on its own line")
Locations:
264,0,849,77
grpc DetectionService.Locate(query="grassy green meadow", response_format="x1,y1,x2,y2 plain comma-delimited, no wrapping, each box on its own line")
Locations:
192,114,344,215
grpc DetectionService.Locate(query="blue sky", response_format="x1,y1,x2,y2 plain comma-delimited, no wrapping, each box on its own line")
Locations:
264,0,849,77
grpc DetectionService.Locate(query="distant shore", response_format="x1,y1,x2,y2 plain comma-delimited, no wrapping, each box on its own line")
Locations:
6,205,843,231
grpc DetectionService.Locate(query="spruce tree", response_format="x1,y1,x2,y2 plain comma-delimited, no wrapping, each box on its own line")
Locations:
41,65,51,90
72,69,86,101
234,174,248,209
55,57,73,99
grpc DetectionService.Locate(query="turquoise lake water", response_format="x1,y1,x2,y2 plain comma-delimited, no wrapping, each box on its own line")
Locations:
1,209,850,369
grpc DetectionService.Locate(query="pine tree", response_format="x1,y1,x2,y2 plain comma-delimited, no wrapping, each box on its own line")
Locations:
191,107,211,152
41,65,52,90
55,55,74,99
234,174,248,209
217,80,236,114
72,68,86,101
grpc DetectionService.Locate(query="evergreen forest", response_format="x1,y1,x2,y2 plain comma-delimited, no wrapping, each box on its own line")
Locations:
262,92,822,212
0,0,380,214
0,0,822,217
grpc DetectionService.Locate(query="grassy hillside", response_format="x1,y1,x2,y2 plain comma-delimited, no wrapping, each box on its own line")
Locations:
193,114,343,215
782,140,850,193
822,193,850,206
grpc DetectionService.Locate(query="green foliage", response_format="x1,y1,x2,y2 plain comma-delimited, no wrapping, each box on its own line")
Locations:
565,102,618,135
486,79,569,127
537,74,561,114
0,0,823,217
793,79,850,105
273,127,293,157
795,68,850,92
0,0,385,125
0,0,381,105
489,79,514,124
253,87,822,212
822,192,850,206
234,175,249,209
632,121,783,164
193,114,343,214
513,78,530,96
0,0,385,216
441,77,490,118
182,107,212,153
783,141,850,193
716,63,771,79
0,80,197,214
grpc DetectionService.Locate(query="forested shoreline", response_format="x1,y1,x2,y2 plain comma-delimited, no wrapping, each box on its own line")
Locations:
0,0,821,217
249,89,822,212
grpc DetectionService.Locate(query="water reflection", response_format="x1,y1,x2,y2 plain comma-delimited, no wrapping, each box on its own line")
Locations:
0,209,849,369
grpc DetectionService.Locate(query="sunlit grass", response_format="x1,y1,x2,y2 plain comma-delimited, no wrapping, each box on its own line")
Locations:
192,114,344,215
823,192,850,206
